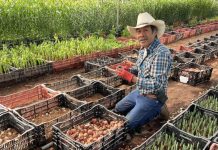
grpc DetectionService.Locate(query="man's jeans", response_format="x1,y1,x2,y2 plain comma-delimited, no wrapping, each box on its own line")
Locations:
114,89,163,130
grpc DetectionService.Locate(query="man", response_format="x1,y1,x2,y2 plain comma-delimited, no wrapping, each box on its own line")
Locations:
114,12,172,133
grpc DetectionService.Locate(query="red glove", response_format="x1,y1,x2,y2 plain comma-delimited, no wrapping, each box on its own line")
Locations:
116,66,134,83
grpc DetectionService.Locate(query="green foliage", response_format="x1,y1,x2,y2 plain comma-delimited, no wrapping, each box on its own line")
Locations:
197,96,218,112
176,108,218,138
0,35,136,73
147,132,200,150
0,0,217,41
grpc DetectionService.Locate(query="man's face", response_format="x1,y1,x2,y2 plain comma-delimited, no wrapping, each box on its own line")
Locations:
135,26,157,48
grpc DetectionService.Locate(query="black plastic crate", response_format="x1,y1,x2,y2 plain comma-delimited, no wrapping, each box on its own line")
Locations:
20,61,53,79
133,123,210,150
193,89,218,113
176,52,204,64
13,94,85,146
84,56,122,72
169,48,178,59
66,81,125,109
170,56,188,80
0,112,35,150
0,69,22,84
81,68,136,96
81,67,123,88
192,47,213,62
188,41,203,48
204,36,218,44
176,62,213,86
115,81,136,96
170,104,218,140
118,49,138,63
168,31,183,41
44,75,91,93
201,44,218,59
52,104,127,150
215,85,218,91
0,104,7,114
118,49,138,58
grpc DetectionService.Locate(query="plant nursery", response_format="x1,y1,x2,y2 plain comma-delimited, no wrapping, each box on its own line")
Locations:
0,0,218,149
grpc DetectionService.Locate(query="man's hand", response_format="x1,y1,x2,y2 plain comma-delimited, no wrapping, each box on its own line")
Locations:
210,143,218,150
123,59,135,66
116,66,134,83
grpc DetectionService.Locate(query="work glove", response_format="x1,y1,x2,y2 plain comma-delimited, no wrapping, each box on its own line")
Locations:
116,66,134,83
109,60,134,71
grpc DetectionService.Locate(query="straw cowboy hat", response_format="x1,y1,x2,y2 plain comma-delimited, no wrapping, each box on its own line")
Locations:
127,12,165,38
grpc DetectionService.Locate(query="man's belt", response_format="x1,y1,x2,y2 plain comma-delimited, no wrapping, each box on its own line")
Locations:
143,94,157,100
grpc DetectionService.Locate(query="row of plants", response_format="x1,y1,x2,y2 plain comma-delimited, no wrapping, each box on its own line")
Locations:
0,0,217,41
176,108,218,138
147,132,200,150
0,35,136,74
197,96,218,112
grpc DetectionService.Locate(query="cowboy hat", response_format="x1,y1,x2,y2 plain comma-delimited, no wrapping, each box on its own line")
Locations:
127,12,165,38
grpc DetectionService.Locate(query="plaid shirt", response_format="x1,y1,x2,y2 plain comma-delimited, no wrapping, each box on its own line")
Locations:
133,38,172,95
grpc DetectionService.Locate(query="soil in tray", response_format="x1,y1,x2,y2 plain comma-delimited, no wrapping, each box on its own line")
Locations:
30,107,71,125
59,84,80,92
116,84,131,89
182,67,204,72
90,76,110,82
0,127,20,145
83,93,105,102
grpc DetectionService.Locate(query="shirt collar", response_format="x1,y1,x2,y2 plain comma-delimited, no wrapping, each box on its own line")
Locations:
141,38,160,55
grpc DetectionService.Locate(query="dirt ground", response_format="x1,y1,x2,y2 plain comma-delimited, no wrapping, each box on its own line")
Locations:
0,30,218,149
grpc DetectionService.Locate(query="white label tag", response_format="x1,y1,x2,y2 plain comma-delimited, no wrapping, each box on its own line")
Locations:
179,76,189,83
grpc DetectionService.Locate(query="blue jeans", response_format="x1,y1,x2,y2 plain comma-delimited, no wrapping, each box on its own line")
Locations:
115,89,163,130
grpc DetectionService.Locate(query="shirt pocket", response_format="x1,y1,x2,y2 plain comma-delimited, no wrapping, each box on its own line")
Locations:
140,59,151,70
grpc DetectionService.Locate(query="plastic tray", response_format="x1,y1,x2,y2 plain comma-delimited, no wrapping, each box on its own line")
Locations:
44,75,91,93
193,89,218,113
133,123,210,150
20,62,53,78
170,104,218,140
81,67,122,88
0,104,7,114
52,104,127,150
0,69,22,85
177,62,213,86
13,94,85,146
171,56,187,80
66,81,125,109
0,85,59,109
0,112,35,150
84,56,122,72
176,52,204,64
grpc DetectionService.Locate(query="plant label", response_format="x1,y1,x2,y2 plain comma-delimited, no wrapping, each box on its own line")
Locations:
180,76,189,83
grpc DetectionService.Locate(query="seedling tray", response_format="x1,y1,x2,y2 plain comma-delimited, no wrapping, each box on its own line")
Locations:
84,56,122,72
133,123,209,150
44,75,91,93
193,89,218,113
66,81,125,109
0,112,35,150
170,104,218,140
53,104,127,150
13,94,85,146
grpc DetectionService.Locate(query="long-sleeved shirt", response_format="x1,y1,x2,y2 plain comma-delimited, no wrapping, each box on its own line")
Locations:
131,38,172,96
